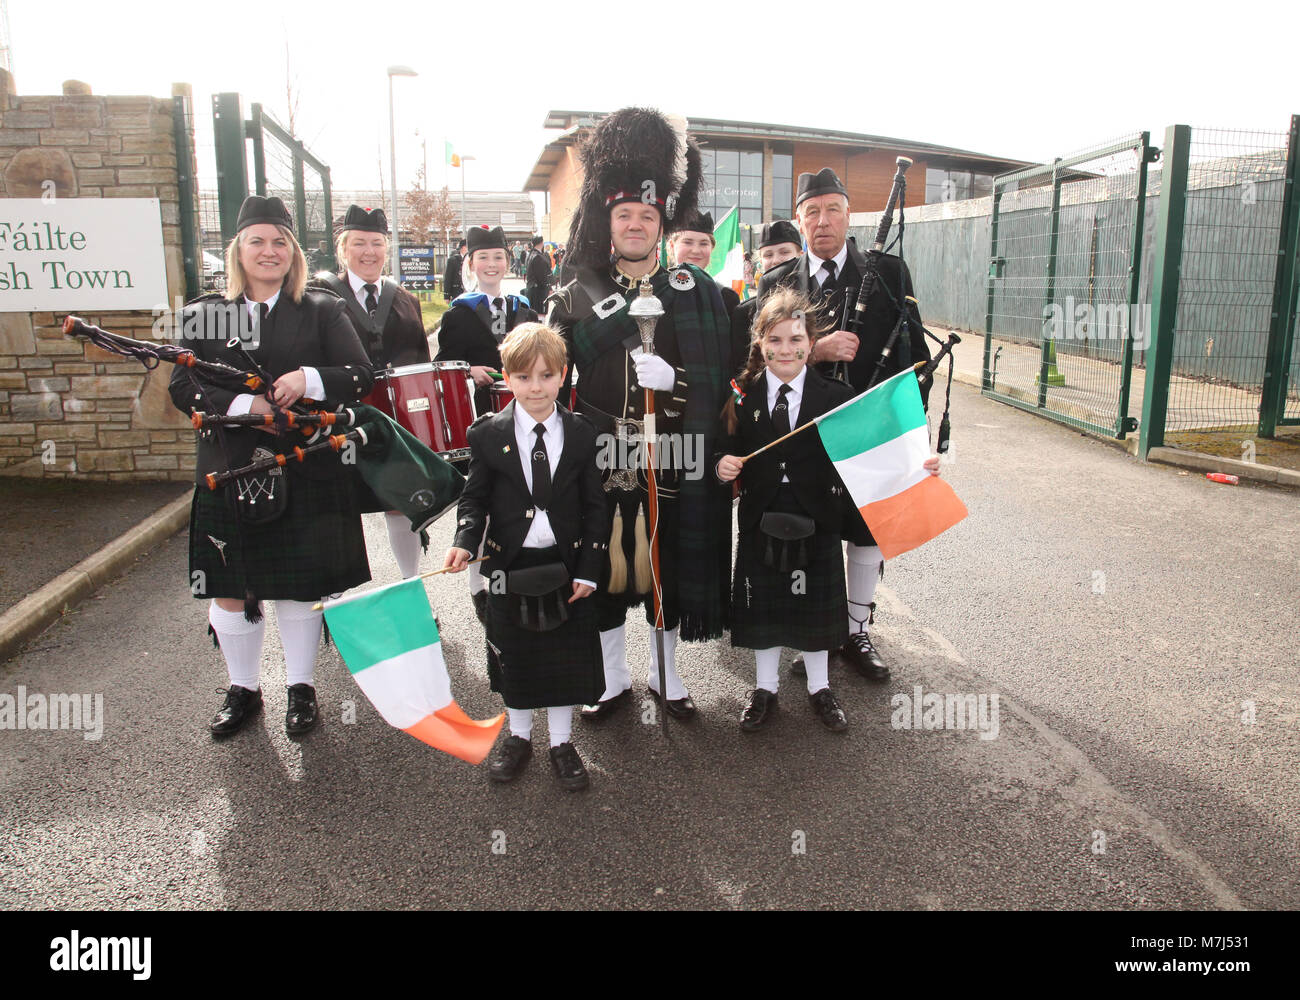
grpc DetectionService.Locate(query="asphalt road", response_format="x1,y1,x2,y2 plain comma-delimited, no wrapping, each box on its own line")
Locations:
2,382,1297,910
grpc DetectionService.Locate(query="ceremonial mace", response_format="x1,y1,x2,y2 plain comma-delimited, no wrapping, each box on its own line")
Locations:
629,281,669,734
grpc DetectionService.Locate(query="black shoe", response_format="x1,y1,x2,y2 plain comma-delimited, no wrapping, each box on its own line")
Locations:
580,688,631,722
471,590,488,625
791,656,807,677
647,686,697,720
285,683,319,735
839,631,889,681
209,685,262,737
808,687,848,732
548,742,590,791
740,688,778,732
488,735,533,782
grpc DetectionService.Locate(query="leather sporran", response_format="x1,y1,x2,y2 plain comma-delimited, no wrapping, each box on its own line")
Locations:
226,446,289,526
506,561,571,632
759,511,815,573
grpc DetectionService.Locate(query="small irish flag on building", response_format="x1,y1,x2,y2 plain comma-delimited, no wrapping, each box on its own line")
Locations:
816,368,967,559
323,578,503,763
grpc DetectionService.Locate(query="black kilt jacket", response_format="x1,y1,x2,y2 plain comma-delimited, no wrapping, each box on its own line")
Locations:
452,403,609,586
167,288,375,486
169,287,375,602
311,272,431,369
728,294,759,380
524,248,552,312
717,367,855,534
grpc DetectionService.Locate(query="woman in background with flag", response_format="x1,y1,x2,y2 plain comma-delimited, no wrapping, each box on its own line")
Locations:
715,288,940,733
669,210,740,318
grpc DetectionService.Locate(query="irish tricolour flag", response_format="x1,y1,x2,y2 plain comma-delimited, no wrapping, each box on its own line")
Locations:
323,578,503,763
816,369,967,559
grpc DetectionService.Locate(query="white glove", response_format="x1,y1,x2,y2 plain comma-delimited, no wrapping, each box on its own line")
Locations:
633,352,676,392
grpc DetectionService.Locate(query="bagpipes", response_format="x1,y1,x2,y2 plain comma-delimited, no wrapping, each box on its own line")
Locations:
846,159,961,453
63,315,265,396
62,314,464,533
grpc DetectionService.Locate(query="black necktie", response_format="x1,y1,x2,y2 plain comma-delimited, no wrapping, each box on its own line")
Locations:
531,423,551,511
772,383,792,437
492,296,504,313
363,283,378,318
253,301,270,345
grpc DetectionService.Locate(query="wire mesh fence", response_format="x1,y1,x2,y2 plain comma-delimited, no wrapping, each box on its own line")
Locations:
1163,127,1291,433
984,133,1152,437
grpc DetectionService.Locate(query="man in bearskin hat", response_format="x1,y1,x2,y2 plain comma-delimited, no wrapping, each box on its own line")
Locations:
548,108,733,723
756,167,931,684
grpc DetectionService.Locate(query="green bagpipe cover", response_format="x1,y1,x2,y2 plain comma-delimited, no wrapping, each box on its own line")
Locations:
348,404,465,532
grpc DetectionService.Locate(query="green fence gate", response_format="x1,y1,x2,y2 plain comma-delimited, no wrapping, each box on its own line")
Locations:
212,92,336,277
983,132,1157,439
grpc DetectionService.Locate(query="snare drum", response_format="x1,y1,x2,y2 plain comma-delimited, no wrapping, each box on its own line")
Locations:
364,361,475,462
489,383,514,413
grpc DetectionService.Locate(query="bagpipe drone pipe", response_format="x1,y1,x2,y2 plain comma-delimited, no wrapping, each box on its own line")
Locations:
843,161,961,453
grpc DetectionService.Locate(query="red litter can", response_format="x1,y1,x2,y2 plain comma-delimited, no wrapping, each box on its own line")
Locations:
1206,473,1239,485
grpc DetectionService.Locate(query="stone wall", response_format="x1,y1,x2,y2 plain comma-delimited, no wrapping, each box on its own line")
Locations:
0,77,195,481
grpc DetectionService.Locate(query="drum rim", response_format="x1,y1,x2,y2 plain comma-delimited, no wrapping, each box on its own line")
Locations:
381,360,471,377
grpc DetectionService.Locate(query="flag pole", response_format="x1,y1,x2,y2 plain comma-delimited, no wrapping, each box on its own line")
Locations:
312,557,487,611
738,361,927,464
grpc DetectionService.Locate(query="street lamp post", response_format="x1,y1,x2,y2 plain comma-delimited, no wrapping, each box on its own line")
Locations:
386,65,417,281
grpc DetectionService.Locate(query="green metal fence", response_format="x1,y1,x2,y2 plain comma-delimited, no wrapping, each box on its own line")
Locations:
1139,117,1300,454
210,92,336,281
983,133,1155,438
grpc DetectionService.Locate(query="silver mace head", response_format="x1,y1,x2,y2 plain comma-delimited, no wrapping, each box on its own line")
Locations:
628,280,664,355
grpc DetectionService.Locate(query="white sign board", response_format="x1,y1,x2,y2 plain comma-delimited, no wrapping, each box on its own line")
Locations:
0,198,168,311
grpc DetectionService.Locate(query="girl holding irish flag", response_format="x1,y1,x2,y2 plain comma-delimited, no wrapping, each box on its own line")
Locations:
715,289,946,734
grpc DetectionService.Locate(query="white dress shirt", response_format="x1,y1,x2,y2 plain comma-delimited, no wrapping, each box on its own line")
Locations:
513,402,597,590
766,366,807,483
226,290,325,415
805,241,849,291
346,268,385,314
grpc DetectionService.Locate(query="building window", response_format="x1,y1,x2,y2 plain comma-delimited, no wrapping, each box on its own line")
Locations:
699,146,764,233
925,168,994,203
772,153,793,220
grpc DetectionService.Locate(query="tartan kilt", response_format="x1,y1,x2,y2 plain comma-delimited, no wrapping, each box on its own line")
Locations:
730,489,848,652
484,546,604,710
187,472,371,602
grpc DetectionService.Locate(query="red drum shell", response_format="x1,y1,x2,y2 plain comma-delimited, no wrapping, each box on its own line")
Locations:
490,383,514,413
363,361,475,461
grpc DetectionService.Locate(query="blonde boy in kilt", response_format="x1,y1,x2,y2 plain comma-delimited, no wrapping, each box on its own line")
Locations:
443,324,608,790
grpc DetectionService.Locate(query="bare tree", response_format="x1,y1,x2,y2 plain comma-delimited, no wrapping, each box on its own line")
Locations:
282,36,301,136
428,184,461,251
404,164,436,245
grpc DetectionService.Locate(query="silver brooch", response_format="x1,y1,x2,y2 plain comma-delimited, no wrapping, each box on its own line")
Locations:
668,267,695,291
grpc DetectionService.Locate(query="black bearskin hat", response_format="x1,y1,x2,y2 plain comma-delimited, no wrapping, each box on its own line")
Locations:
566,107,702,270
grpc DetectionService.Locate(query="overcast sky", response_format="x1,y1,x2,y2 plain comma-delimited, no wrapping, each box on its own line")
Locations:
11,0,1300,202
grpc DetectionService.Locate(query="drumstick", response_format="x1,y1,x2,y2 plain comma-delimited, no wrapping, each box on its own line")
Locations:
310,557,487,611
